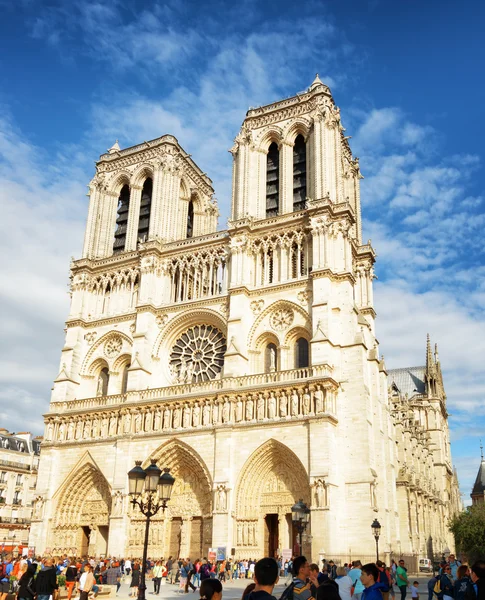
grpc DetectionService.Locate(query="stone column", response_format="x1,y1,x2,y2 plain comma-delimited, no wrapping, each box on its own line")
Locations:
125,185,143,251
82,183,100,259
149,165,164,240
280,141,293,215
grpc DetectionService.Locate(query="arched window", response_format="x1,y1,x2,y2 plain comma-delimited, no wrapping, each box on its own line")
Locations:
187,200,194,238
97,367,110,396
265,343,278,373
113,184,130,253
266,142,279,218
295,338,309,369
137,178,152,244
121,363,130,394
293,135,306,211
291,243,306,279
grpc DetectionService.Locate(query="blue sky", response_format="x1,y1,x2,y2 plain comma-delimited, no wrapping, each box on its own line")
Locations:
0,0,484,504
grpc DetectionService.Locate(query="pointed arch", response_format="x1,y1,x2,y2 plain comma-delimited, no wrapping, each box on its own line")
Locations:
81,330,134,376
235,439,310,518
131,163,155,188
52,453,112,528
146,439,213,517
248,300,310,350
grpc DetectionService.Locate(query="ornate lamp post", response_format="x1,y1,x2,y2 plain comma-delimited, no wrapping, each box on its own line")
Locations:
291,499,310,553
128,460,175,600
371,518,381,561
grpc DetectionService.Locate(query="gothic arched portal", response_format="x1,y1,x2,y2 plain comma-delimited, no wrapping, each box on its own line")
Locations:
51,460,112,557
132,440,213,558
235,439,310,558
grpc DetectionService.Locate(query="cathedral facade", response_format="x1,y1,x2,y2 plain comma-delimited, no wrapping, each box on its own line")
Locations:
29,76,460,562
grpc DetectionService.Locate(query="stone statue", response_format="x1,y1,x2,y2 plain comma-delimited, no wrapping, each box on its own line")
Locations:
235,396,243,422
183,405,191,428
34,496,45,519
216,485,227,511
291,389,299,416
212,402,219,425
101,417,108,437
133,411,142,432
92,418,100,438
67,421,75,440
186,361,194,383
179,359,187,383
109,415,117,436
248,521,254,545
163,407,171,429
257,393,265,420
144,410,152,432
202,402,210,426
302,388,311,415
96,375,104,396
237,522,242,545
246,396,254,420
314,385,324,414
75,419,83,440
269,345,276,372
173,406,181,429
193,404,200,427
243,521,248,545
113,491,123,516
315,479,325,507
268,391,276,419
279,391,287,417
45,422,54,441
83,419,91,438
222,398,231,423
154,408,162,430
123,411,132,434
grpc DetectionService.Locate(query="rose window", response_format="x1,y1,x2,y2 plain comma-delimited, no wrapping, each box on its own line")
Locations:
104,335,123,357
170,325,226,383
270,308,294,331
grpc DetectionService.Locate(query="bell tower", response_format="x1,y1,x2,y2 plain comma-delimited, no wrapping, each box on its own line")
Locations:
230,74,363,243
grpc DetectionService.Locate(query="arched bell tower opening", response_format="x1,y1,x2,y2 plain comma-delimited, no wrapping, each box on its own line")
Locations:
113,184,130,254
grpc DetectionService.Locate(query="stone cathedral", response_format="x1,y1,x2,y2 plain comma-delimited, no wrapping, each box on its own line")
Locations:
30,76,461,563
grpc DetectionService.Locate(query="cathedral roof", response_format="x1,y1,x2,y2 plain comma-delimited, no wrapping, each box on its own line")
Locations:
471,459,485,496
388,366,426,398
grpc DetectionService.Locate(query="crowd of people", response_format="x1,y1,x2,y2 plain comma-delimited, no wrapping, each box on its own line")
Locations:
0,552,484,600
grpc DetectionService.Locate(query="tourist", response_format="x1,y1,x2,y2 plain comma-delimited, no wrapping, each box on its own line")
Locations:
336,566,353,600
17,563,37,600
453,565,471,600
328,562,337,580
35,558,59,600
348,561,365,600
396,560,409,600
410,582,419,600
130,563,141,598
316,582,342,600
152,560,164,594
186,559,197,593
468,561,485,600
125,558,132,577
376,561,390,600
200,579,223,600
248,558,279,600
291,556,314,600
448,556,461,580
65,560,78,600
438,563,454,600
361,563,386,600
77,565,95,600
180,560,189,593
106,561,121,596
310,564,325,586
242,583,256,600
200,560,211,582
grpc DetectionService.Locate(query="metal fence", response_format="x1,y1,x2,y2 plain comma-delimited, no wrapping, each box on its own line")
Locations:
321,554,419,572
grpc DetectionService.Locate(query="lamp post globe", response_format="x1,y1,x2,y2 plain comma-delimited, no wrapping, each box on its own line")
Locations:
291,499,310,553
371,518,381,561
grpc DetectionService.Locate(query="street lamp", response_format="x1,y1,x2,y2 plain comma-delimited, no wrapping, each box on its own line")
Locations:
128,460,175,600
291,499,310,553
371,518,381,561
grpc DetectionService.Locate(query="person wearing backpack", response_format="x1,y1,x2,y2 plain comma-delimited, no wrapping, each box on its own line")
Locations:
283,556,314,600
434,564,454,600
17,563,37,600
348,561,365,600
248,558,279,600
377,561,390,600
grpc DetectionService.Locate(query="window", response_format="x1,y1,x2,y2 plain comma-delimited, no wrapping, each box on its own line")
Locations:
97,367,110,397
265,343,278,373
137,178,153,244
293,135,307,211
0,472,5,483
113,184,130,253
266,142,279,218
295,338,309,369
121,363,130,395
186,200,194,238
13,491,20,505
16,474,22,486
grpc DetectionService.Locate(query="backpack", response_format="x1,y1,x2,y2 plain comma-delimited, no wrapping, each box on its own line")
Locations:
378,570,390,592
434,576,443,599
0,564,4,580
280,582,296,600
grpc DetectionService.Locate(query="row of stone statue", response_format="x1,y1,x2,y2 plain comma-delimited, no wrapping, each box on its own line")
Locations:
45,386,336,442
236,520,257,546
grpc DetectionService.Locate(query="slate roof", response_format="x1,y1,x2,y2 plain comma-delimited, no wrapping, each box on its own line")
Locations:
472,460,485,496
0,434,40,455
388,366,426,398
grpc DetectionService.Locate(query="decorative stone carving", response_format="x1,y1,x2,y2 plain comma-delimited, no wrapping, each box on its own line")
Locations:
313,385,325,414
112,491,123,516
215,485,227,512
250,299,264,315
297,291,310,306
84,331,97,345
156,314,169,328
170,325,226,384
270,308,294,331
104,335,123,358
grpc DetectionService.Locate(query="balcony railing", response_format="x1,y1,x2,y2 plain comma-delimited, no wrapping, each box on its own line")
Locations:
50,364,335,413
0,459,30,471
0,516,29,525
